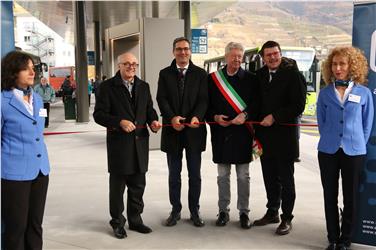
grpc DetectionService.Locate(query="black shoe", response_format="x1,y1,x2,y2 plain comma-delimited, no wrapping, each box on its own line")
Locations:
326,243,336,250
216,211,230,226
240,213,251,229
336,243,350,250
275,219,292,235
253,212,280,226
113,226,127,239
294,158,301,162
190,213,205,227
129,223,152,234
165,212,181,227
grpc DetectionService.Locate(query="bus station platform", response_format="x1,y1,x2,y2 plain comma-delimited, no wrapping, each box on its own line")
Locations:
42,98,373,250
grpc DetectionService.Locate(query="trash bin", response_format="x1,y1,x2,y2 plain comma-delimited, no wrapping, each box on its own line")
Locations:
63,95,76,120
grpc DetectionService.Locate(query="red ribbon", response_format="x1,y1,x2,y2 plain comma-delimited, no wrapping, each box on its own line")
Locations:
43,121,318,136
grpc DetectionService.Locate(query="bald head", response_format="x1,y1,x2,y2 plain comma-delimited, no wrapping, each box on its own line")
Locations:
117,52,139,81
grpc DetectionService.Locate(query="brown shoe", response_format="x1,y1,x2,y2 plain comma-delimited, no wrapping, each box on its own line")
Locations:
275,219,292,235
253,212,280,226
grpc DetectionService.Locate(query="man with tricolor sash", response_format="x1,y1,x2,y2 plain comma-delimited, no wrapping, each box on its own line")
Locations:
253,40,306,235
207,42,259,229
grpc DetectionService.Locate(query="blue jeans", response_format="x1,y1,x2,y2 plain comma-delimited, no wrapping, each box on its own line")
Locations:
167,150,202,215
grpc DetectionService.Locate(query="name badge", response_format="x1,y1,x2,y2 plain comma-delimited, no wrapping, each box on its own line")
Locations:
39,108,48,117
348,94,361,103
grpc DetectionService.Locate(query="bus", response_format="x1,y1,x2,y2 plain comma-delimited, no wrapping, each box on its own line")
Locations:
204,46,320,116
48,66,76,95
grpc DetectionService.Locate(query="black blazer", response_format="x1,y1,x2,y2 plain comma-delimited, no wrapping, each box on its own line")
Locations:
255,59,306,159
157,60,208,154
207,67,258,164
93,72,158,174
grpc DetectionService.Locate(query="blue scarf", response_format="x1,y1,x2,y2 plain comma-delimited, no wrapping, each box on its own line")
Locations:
334,79,351,87
15,86,32,96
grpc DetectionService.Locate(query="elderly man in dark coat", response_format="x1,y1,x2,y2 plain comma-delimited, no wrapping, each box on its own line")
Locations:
94,52,161,239
207,42,258,229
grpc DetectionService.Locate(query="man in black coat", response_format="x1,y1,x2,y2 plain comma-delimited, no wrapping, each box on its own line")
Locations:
253,41,306,235
207,42,258,229
93,52,161,239
157,37,208,227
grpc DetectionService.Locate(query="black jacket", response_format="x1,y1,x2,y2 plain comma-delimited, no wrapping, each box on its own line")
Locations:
157,60,208,154
255,57,307,159
93,72,158,174
207,67,258,164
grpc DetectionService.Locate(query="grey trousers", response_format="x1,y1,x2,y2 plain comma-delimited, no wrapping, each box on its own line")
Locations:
217,163,250,215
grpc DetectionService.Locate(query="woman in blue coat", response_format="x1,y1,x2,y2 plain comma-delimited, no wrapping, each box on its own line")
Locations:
1,51,51,250
317,46,374,250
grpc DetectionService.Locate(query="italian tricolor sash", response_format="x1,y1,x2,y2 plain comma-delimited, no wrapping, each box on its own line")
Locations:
211,70,246,113
210,69,263,159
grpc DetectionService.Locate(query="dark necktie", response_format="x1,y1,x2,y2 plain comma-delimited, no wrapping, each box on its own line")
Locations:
178,68,185,101
269,72,276,83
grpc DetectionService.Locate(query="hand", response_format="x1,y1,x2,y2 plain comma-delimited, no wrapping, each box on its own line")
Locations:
214,114,231,127
187,116,200,128
150,120,162,132
231,112,246,125
260,114,275,127
171,116,185,131
120,119,136,133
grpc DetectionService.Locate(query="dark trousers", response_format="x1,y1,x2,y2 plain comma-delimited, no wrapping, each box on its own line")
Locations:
167,150,202,215
109,173,146,228
1,173,49,250
44,103,50,128
318,149,364,245
260,156,296,221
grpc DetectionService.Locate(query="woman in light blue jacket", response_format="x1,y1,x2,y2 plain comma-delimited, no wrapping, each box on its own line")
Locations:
317,46,374,250
1,51,51,249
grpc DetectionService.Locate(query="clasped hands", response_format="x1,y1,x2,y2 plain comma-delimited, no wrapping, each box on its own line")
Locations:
120,120,162,133
214,112,247,127
171,116,200,131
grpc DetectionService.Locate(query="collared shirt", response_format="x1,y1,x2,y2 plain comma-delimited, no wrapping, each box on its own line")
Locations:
176,63,189,76
13,88,34,116
123,78,134,97
333,81,354,149
226,68,239,76
333,81,354,105
268,70,277,82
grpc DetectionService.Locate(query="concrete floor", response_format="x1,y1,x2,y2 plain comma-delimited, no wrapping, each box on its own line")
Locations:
41,98,373,250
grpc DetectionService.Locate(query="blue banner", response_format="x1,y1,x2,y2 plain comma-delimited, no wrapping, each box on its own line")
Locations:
352,2,376,247
1,1,15,58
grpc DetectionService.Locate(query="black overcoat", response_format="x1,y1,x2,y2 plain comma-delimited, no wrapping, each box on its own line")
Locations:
207,67,258,164
157,60,208,154
255,58,307,159
93,72,158,174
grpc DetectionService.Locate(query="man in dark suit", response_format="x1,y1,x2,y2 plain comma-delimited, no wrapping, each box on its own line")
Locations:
253,41,306,235
157,37,208,227
93,52,161,239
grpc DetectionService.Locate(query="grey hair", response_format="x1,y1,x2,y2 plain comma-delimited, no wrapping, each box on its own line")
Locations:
225,42,244,55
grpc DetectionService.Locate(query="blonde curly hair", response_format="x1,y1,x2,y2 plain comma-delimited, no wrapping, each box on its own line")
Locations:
321,46,368,85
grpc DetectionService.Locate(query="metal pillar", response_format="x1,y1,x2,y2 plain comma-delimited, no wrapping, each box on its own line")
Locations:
179,1,191,41
94,21,101,77
73,1,89,122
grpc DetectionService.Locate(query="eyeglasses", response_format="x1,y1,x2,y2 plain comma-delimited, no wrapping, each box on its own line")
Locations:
264,51,281,58
119,62,139,68
175,47,190,52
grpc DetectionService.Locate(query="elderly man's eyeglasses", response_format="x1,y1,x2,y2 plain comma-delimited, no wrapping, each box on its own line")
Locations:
175,47,190,52
119,62,139,68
